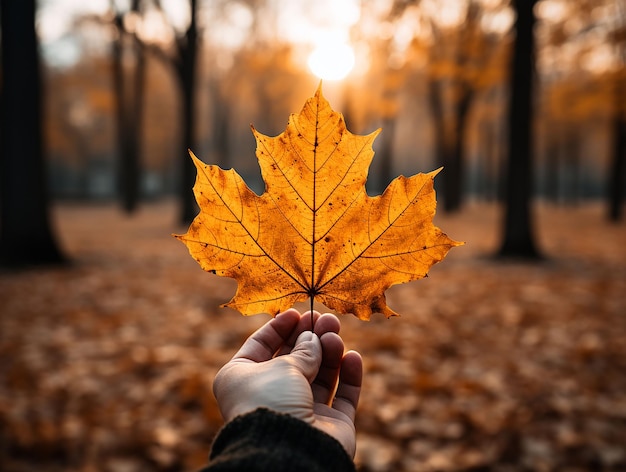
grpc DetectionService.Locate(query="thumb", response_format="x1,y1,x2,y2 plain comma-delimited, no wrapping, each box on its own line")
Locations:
287,331,322,383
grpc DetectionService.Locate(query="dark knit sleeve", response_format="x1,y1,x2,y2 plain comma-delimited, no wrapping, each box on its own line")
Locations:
199,408,356,472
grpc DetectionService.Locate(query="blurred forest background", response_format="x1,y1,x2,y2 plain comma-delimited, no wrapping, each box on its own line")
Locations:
1,0,625,471
1,0,625,235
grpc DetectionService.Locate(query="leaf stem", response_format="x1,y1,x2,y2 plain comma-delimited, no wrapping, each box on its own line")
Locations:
310,93,320,332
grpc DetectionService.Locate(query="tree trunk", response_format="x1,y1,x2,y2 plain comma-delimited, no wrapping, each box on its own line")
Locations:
496,0,541,259
608,78,626,222
113,1,144,214
210,82,231,169
428,79,449,204
377,117,396,192
112,13,127,198
427,79,470,213
0,0,66,268
127,35,146,211
179,0,199,224
446,87,472,212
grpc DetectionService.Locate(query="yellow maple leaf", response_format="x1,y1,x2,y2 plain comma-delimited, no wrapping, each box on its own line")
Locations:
175,87,463,320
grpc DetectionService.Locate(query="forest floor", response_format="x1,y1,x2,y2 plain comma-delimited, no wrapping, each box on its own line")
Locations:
1,200,625,472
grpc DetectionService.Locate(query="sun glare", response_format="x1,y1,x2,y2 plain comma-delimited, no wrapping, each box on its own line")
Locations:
307,42,356,81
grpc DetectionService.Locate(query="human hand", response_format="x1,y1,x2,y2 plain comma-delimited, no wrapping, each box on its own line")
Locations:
212,309,363,458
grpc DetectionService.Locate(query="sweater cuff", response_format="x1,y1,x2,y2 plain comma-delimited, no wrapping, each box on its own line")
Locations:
207,408,355,472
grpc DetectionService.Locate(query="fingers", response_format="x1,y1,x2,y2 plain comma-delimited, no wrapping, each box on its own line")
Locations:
311,332,344,404
278,311,341,356
277,310,319,355
332,351,363,422
311,329,363,422
314,312,341,337
286,331,322,382
231,308,301,362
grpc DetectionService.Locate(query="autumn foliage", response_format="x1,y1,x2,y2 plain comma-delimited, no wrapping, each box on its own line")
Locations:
175,87,462,320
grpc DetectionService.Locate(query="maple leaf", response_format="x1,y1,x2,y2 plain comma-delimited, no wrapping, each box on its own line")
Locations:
174,86,463,320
